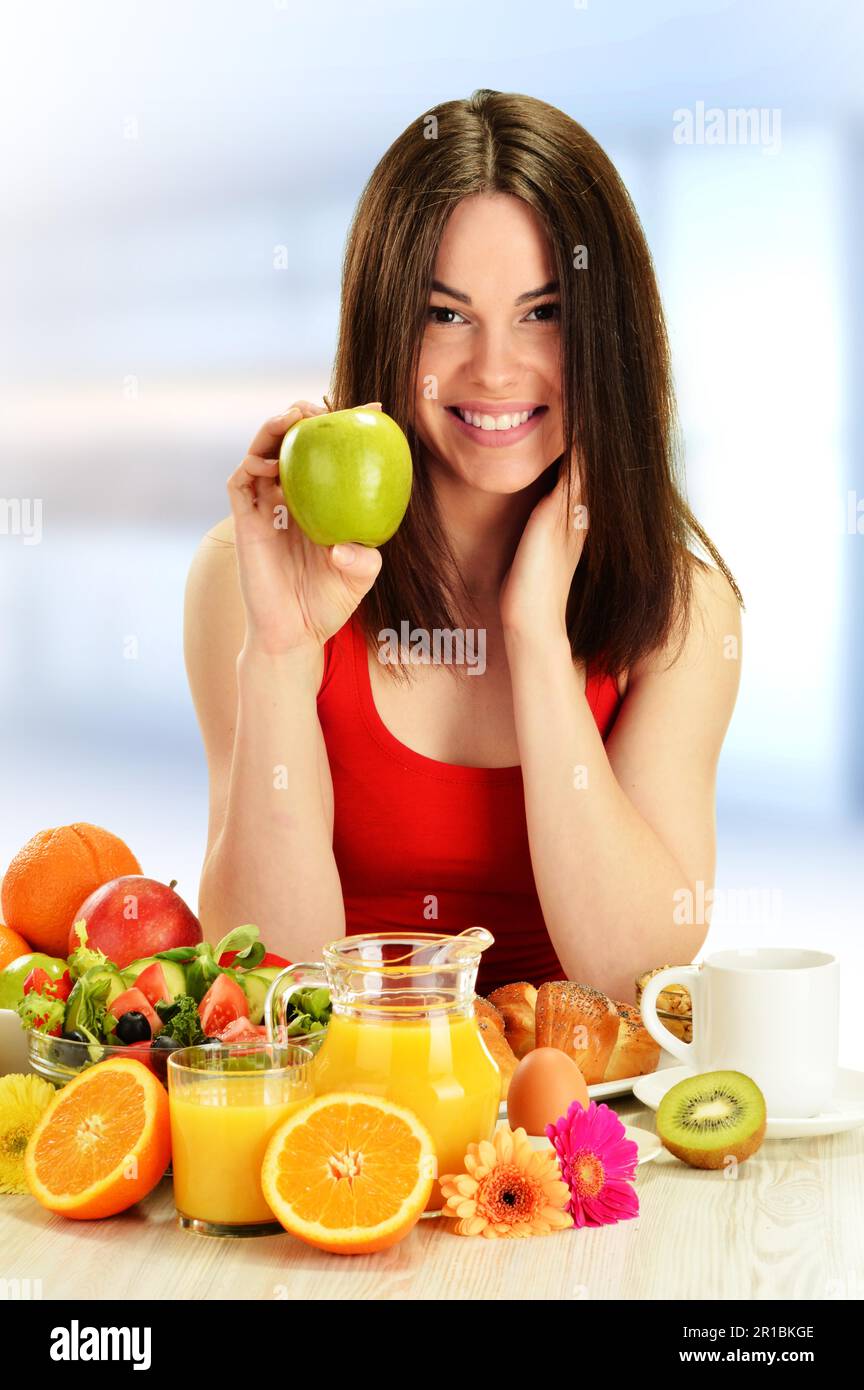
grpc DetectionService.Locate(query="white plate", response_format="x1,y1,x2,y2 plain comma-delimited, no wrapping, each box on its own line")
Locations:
632,1065,864,1139
495,1115,662,1166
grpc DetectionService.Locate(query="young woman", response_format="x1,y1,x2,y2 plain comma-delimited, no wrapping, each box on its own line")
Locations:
184,89,742,1002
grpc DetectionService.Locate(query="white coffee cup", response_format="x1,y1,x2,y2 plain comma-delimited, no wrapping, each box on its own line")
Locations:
639,947,839,1118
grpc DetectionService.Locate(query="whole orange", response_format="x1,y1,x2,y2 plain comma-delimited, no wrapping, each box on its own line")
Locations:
0,923,32,970
1,823,141,958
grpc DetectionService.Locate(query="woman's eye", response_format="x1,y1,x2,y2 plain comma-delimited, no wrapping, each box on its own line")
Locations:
525,302,560,323
426,302,559,326
427,306,466,325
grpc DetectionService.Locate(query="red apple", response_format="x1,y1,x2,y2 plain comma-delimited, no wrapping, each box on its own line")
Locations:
68,875,203,968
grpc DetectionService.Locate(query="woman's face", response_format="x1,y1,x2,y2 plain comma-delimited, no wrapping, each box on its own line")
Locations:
414,192,564,495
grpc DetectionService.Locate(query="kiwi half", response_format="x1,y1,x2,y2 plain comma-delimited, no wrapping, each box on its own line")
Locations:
656,1070,767,1169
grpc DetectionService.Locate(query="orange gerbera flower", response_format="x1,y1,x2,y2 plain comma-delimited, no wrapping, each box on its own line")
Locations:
439,1126,573,1238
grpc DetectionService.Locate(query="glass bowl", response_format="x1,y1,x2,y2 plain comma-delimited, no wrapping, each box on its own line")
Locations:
28,1031,183,1089
28,1026,329,1090
27,1026,328,1185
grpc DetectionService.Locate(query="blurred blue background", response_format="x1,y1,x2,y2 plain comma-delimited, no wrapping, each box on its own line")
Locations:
2,0,862,1061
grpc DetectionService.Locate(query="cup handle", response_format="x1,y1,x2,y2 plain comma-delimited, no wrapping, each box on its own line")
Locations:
264,962,329,1044
639,965,700,1067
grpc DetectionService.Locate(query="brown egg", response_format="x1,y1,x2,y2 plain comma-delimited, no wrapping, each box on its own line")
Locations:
506,1047,590,1136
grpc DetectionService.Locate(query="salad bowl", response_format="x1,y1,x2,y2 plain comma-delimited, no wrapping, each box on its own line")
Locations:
28,1026,328,1090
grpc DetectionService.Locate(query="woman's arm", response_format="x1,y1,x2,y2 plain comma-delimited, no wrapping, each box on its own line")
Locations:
184,524,346,957
185,398,383,958
505,561,742,1003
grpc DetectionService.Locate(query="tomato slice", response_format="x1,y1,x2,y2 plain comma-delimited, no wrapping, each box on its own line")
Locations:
198,973,249,1036
216,1017,267,1044
23,967,51,996
134,962,171,1009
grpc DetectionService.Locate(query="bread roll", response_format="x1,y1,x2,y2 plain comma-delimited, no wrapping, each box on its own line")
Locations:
481,978,664,1087
634,965,693,1044
473,996,505,1034
535,981,620,1084
487,982,537,1058
604,1001,661,1081
473,998,518,1100
634,965,692,1017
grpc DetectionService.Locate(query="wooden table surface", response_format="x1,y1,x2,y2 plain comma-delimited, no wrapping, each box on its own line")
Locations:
3,1090,863,1301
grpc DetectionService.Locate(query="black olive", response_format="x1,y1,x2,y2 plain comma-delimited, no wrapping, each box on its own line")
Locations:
116,1011,152,1044
61,1030,88,1044
152,1033,178,1050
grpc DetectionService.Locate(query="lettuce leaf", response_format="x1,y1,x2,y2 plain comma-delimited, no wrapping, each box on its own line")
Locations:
16,992,66,1036
155,994,206,1047
66,920,110,981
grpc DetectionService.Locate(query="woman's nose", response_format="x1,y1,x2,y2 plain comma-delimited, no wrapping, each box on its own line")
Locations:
468,327,521,391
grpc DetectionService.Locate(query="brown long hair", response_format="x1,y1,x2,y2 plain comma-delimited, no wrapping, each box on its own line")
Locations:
330,88,743,680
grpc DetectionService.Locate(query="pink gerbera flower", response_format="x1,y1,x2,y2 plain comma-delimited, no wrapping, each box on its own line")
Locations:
545,1100,639,1228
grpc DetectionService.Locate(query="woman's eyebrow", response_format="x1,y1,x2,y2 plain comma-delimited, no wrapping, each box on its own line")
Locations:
430,279,559,306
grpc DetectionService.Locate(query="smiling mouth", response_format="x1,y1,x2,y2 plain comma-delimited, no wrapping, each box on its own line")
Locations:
447,405,546,433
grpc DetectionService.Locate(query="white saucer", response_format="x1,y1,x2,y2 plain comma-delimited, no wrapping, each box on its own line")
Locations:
632,1065,864,1139
494,1116,662,1166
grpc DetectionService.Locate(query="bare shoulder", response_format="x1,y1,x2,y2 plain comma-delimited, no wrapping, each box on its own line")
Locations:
202,513,236,547
185,514,238,597
611,554,743,762
186,513,242,621
184,512,326,698
628,555,742,686
184,515,245,693
614,557,741,701
605,554,743,817
687,555,743,646
604,556,743,902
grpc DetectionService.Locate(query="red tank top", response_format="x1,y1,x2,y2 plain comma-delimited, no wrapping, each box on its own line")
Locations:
317,613,623,997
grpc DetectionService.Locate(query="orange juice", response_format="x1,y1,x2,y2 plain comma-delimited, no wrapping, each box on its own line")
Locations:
311,1010,500,1211
170,1078,307,1228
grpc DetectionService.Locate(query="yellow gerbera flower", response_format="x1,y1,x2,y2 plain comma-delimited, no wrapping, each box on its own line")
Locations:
439,1125,573,1238
0,1073,56,1194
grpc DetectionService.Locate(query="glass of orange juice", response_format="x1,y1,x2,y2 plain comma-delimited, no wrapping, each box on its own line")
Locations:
265,930,501,1214
168,1042,312,1237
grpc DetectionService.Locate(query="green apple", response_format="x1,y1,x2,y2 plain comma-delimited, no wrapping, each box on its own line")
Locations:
278,407,413,546
0,952,68,1011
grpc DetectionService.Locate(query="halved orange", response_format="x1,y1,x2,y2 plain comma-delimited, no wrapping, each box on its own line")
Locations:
261,1092,436,1255
25,1057,170,1219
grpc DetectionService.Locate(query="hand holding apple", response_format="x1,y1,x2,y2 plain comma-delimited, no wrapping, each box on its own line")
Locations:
227,400,403,657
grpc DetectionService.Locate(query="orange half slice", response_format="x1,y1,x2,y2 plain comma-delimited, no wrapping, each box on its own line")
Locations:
261,1091,436,1254
25,1057,171,1219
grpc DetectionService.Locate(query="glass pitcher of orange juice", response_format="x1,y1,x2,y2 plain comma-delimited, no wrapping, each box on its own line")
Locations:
264,929,501,1213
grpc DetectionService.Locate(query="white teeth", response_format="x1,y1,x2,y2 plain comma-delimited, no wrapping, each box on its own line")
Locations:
455,408,533,430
